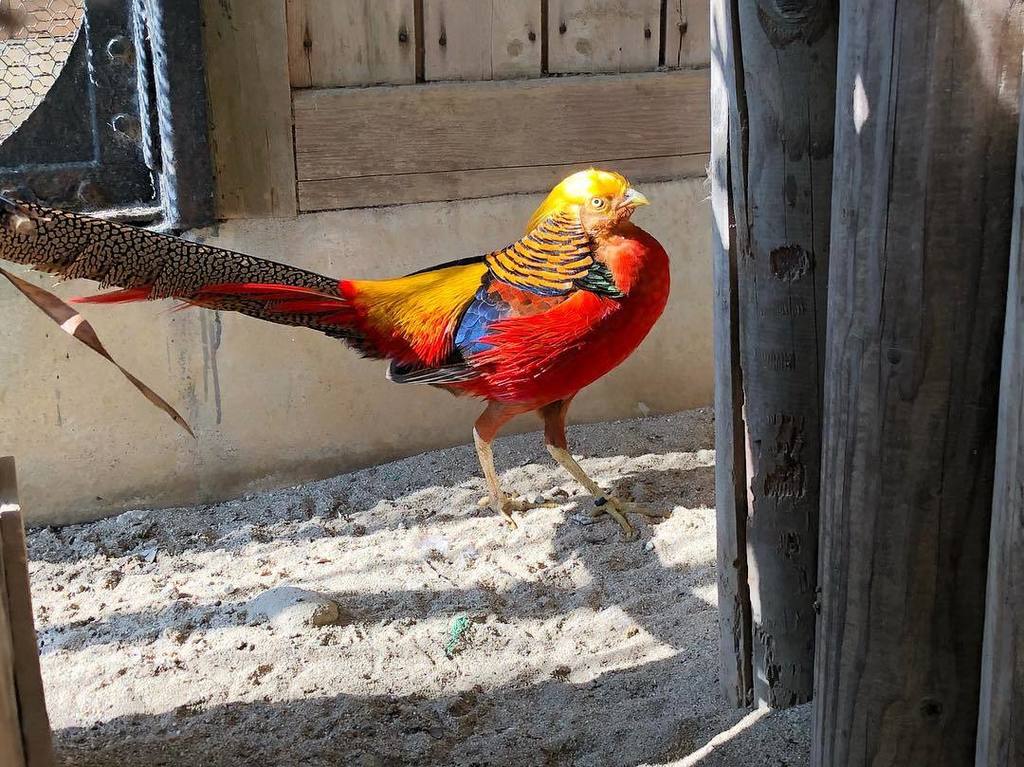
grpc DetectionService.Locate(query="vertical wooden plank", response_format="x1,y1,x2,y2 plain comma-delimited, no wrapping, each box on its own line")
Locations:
812,2,1023,765
665,0,710,67
423,0,491,81
286,0,415,87
201,0,297,218
490,0,542,79
424,1,541,81
731,0,837,709
709,0,753,708
975,61,1024,767
547,0,660,74
0,459,25,767
1,459,54,767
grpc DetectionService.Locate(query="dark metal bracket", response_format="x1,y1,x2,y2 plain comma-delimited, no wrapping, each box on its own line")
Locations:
0,0,214,230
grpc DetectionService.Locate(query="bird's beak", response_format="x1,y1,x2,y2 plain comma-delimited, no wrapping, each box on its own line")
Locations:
620,187,650,210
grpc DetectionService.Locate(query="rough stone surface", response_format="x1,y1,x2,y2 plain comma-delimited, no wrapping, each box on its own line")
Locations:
246,586,343,630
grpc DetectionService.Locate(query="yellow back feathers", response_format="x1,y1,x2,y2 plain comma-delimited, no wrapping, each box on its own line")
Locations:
526,169,631,233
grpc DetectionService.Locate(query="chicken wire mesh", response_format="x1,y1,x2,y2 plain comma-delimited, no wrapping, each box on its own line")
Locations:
0,0,84,143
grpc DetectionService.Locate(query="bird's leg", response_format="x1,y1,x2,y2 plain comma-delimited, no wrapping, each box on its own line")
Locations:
547,444,636,537
473,427,517,528
473,402,553,528
540,399,668,539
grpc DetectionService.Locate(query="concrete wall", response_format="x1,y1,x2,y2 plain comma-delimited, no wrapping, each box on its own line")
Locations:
0,178,712,525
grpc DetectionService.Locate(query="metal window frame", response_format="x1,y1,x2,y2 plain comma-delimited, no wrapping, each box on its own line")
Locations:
0,0,214,230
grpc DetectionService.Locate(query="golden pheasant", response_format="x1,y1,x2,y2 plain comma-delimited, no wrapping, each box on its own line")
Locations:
0,169,670,536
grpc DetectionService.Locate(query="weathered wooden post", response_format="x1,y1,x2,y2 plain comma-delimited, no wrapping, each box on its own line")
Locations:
812,2,1023,765
709,0,838,707
0,457,55,767
975,65,1024,767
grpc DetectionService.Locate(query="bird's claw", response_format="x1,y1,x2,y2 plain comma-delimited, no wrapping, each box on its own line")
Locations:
478,494,558,528
590,494,671,540
593,494,670,519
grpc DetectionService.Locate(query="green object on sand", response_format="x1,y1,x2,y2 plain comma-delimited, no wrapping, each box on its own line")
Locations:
445,614,470,657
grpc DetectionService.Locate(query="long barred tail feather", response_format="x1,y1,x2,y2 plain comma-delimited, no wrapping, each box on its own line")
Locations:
0,197,364,341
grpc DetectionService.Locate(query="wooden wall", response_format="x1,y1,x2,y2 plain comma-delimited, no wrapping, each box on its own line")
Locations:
201,0,711,217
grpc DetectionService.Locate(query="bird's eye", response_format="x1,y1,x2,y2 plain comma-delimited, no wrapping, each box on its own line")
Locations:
590,197,606,209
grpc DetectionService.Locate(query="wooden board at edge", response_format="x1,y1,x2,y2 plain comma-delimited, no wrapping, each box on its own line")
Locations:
0,458,54,767
0,459,24,767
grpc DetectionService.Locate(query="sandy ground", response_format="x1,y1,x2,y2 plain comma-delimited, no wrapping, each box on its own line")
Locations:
26,408,810,767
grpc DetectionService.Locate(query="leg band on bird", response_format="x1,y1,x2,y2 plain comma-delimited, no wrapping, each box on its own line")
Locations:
539,398,669,539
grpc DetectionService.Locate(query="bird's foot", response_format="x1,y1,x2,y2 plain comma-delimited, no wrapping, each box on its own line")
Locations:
587,495,671,540
478,494,558,528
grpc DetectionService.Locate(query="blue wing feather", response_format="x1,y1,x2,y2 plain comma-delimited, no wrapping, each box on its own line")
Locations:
454,277,512,355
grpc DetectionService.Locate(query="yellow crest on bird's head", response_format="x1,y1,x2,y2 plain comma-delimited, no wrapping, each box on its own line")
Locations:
526,168,634,233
